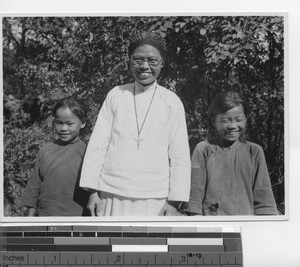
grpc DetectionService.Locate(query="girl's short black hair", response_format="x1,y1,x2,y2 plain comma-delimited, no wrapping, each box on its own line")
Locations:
207,91,248,142
52,97,88,123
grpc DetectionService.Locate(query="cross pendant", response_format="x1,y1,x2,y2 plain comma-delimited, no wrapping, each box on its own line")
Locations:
134,135,143,150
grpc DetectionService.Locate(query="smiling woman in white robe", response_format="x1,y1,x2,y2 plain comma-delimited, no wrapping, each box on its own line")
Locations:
80,32,191,216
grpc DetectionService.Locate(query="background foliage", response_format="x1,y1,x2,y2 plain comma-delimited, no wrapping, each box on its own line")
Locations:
2,16,285,216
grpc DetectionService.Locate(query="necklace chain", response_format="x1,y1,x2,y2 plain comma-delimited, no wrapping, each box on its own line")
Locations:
133,84,157,149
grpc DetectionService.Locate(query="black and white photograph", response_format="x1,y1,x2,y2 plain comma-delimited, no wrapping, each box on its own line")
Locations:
2,15,285,220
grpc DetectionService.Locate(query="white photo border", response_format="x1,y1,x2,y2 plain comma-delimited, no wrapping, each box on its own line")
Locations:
0,12,288,224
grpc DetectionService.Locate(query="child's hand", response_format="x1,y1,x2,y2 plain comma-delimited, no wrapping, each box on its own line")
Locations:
87,190,104,216
158,202,179,216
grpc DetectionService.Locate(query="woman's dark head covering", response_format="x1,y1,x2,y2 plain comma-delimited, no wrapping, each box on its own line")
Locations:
128,32,167,63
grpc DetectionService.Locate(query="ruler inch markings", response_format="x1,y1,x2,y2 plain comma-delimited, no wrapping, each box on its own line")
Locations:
60,252,92,265
0,226,242,266
220,251,243,264
155,252,188,265
28,251,59,265
202,252,221,265
123,252,154,265
90,251,124,265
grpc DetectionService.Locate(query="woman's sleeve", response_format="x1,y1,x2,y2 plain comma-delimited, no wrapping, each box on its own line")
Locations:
167,97,191,202
80,91,115,191
253,146,278,215
185,143,207,215
21,150,43,209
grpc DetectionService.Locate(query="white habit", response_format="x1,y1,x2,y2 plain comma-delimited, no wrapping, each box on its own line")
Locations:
80,81,191,207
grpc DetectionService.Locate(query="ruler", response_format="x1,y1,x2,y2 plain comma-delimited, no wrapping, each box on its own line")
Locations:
0,225,243,266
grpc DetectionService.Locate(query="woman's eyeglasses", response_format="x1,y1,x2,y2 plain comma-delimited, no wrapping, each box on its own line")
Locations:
131,57,162,67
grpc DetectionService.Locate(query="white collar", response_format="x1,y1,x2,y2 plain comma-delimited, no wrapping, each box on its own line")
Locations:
134,80,157,94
